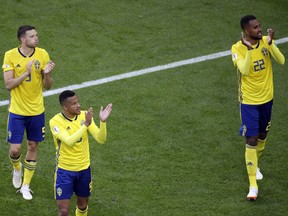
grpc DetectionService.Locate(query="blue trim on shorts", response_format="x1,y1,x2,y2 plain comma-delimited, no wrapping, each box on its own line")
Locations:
55,167,92,200
240,100,273,137
7,112,45,143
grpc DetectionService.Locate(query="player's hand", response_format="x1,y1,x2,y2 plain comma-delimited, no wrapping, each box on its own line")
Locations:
26,59,35,75
43,61,55,75
85,107,93,127
267,28,274,45
241,32,252,50
99,103,113,122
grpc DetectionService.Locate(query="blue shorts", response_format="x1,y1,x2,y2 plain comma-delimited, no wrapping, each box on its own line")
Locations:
55,167,92,200
239,100,273,137
7,112,45,144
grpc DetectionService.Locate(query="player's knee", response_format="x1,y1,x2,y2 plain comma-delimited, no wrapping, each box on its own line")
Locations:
258,133,267,140
9,146,21,158
246,136,258,146
77,204,88,211
27,141,38,152
58,208,69,216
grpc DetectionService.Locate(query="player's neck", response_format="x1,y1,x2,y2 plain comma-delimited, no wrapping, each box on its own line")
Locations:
247,37,259,46
62,111,77,120
19,45,35,57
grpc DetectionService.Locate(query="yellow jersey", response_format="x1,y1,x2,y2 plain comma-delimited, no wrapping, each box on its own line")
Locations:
49,111,107,171
231,36,284,104
2,47,50,115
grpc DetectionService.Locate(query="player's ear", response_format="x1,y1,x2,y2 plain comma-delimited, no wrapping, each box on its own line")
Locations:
243,27,250,36
19,35,26,43
62,105,68,111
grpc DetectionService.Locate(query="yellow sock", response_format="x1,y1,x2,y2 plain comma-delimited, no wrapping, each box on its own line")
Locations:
245,145,258,189
23,160,37,185
9,155,22,170
257,139,266,159
75,205,88,216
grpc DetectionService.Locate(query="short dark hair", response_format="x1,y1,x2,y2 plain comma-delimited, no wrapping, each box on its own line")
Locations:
240,15,257,30
17,25,36,40
59,90,76,105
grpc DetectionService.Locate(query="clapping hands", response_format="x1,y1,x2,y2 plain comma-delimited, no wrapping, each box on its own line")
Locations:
267,28,274,45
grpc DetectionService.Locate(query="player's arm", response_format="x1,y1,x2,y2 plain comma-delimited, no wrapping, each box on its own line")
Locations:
55,125,88,147
235,51,252,75
3,59,34,90
50,119,88,147
267,28,285,65
89,121,107,144
232,46,252,76
236,32,254,75
50,108,95,147
88,104,112,144
42,61,55,90
269,42,285,65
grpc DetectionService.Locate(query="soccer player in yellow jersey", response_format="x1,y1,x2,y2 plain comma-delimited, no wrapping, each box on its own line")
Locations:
49,90,112,216
231,15,285,201
2,25,55,200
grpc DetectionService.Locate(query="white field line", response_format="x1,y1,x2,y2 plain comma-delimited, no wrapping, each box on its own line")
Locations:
1,37,288,107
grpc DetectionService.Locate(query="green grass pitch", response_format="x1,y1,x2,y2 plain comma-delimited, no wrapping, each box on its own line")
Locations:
0,0,288,215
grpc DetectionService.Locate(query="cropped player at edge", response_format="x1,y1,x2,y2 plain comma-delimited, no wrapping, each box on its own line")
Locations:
49,90,112,216
231,15,285,201
2,25,55,201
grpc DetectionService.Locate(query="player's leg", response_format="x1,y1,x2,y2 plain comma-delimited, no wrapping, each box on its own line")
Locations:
10,144,23,189
256,134,267,181
256,100,273,181
20,140,38,200
57,200,71,216
256,130,268,181
9,144,22,163
20,139,37,200
255,136,266,181
240,103,259,200
7,113,25,189
75,197,89,216
257,100,273,160
23,140,38,186
257,134,267,159
55,168,75,216
20,113,45,200
75,167,92,216
245,136,258,200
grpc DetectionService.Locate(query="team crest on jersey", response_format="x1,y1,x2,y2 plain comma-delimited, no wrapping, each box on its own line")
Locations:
57,187,62,196
80,120,85,126
233,53,238,60
261,47,269,56
34,60,41,69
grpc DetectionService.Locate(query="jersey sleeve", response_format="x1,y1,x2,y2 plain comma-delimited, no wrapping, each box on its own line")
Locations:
269,41,285,65
231,44,252,75
39,48,51,70
2,51,14,73
88,119,107,144
49,118,88,147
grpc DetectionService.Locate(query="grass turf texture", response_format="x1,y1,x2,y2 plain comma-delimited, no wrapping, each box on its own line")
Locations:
1,0,288,215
